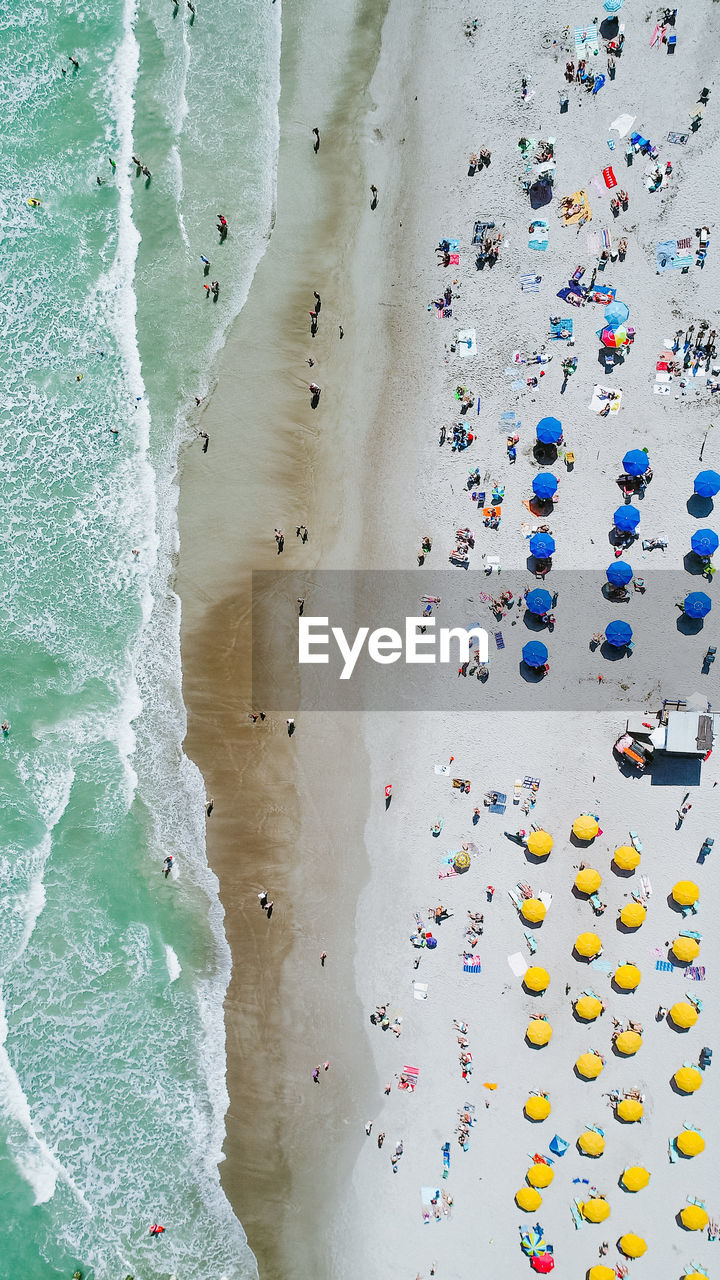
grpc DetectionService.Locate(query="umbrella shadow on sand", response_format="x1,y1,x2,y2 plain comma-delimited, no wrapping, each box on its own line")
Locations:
682,551,710,577
687,494,714,519
519,662,547,683
676,614,706,636
600,640,629,661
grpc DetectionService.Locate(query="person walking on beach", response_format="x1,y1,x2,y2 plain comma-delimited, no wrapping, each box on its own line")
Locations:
258,890,268,908
312,1066,320,1082
200,254,210,275
377,1131,385,1147
296,524,309,542
370,184,378,209
339,325,344,339
297,598,305,616
365,1121,372,1135
313,291,321,312
312,127,320,152
265,901,274,917
286,718,295,736
210,280,219,300
162,855,173,878
217,214,228,240
198,430,209,452
274,528,285,552
205,796,214,816
320,951,327,966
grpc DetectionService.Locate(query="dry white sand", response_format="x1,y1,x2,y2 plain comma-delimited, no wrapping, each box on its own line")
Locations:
338,1,720,1277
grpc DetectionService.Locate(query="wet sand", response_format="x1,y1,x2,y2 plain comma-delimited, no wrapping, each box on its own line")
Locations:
176,0,391,1275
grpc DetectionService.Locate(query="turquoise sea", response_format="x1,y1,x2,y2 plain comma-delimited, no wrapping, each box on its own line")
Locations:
0,0,279,1274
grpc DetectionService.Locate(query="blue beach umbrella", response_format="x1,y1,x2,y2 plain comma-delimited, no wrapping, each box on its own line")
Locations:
605,620,633,648
605,299,630,329
536,416,563,444
694,470,720,498
604,0,624,10
522,640,549,668
691,528,719,557
684,592,712,619
529,532,556,558
525,588,553,616
606,561,633,586
532,473,559,500
622,449,649,476
613,505,640,531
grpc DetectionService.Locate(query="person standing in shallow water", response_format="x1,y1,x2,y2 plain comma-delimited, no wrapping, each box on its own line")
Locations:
312,127,320,152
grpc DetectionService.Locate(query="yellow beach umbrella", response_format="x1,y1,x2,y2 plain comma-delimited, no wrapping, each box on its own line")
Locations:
524,966,550,993
524,1095,551,1121
615,1030,642,1056
521,897,546,923
681,1204,709,1231
622,1166,650,1192
670,1001,698,1029
527,829,553,857
527,1163,554,1188
577,1051,604,1079
613,844,640,870
614,963,641,990
619,1234,646,1258
589,1268,616,1280
673,880,700,907
575,931,602,958
573,814,599,840
453,848,471,870
581,1197,610,1223
672,936,700,963
515,1186,542,1212
578,1129,605,1156
684,1274,708,1280
527,1018,552,1046
620,902,646,928
676,1129,705,1157
675,1066,703,1093
575,866,602,894
575,995,603,1021
617,1097,643,1122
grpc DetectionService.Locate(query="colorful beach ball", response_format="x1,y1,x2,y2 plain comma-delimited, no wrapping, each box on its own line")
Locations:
619,1234,646,1259
620,902,646,928
672,936,700,963
576,1052,604,1079
674,1066,703,1093
527,1163,554,1188
516,1186,542,1212
676,1129,705,1157
669,1001,698,1029
527,1019,552,1046
575,995,603,1021
614,963,641,990
524,966,551,993
524,1095,551,1121
613,844,640,870
581,1197,610,1223
681,1205,709,1232
615,1030,642,1056
573,814,599,840
617,1098,643,1122
527,829,553,857
575,866,601,894
521,897,546,923
622,1166,650,1192
575,931,602,958
672,880,699,907
578,1129,605,1156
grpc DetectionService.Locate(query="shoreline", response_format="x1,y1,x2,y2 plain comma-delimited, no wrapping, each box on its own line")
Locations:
176,0,393,1274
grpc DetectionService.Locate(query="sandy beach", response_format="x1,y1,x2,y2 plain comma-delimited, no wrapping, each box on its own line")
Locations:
179,1,720,1277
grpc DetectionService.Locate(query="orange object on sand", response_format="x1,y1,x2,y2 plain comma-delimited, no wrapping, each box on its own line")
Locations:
484,1082,498,1090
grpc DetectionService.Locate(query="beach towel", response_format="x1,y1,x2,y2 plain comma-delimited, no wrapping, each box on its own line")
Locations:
586,230,601,254
445,240,459,251
593,74,606,95
456,329,477,357
420,1186,441,1222
591,959,612,971
550,317,574,340
590,384,623,414
656,239,693,272
413,982,428,1001
589,175,606,200
575,23,598,54
538,891,553,911
529,238,549,252
508,952,529,977
434,764,451,774
463,953,482,973
685,966,706,981
653,384,672,397
667,131,689,145
610,113,636,137
448,253,460,265
521,274,542,292
656,959,673,972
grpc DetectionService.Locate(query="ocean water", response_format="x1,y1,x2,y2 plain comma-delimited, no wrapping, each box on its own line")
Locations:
0,0,279,1275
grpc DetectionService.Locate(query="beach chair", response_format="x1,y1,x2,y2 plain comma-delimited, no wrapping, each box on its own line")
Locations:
442,1141,451,1178
640,875,652,899
508,888,522,911
686,994,703,1012
524,931,538,955
668,1138,679,1162
570,1201,584,1230
629,830,642,851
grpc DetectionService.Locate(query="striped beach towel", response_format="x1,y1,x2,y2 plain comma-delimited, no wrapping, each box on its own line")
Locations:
685,966,706,981
656,959,673,972
463,953,482,973
520,274,542,293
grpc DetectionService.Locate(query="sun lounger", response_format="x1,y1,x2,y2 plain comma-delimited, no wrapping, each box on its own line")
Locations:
508,888,522,910
640,875,652,898
524,931,538,954
686,994,703,1011
442,1141,450,1178
668,1138,679,1162
570,1201,584,1230
629,830,642,851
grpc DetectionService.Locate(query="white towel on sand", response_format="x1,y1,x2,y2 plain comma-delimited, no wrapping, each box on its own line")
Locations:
508,952,529,977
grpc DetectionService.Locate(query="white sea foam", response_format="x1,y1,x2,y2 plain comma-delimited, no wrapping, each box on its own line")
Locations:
165,943,182,981
0,986,62,1204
